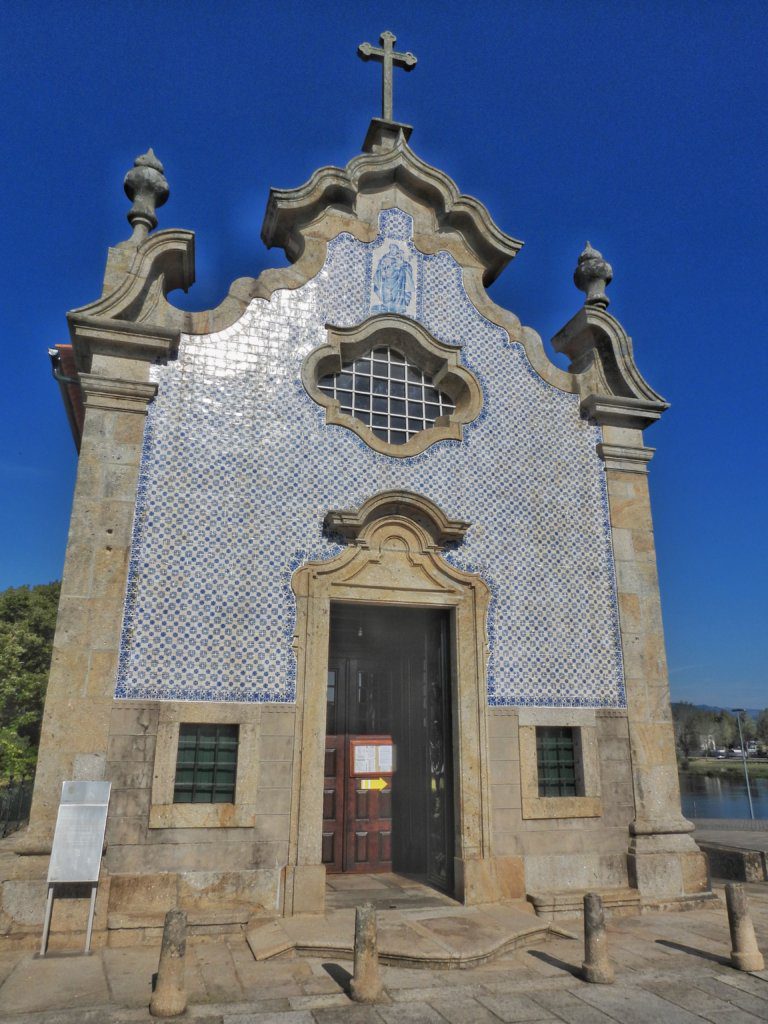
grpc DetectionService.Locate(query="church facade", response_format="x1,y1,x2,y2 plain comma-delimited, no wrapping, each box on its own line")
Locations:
2,56,709,943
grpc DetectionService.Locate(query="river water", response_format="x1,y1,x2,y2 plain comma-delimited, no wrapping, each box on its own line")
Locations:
679,770,768,820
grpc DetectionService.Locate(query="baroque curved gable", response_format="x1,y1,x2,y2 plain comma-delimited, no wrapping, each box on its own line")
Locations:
116,208,625,709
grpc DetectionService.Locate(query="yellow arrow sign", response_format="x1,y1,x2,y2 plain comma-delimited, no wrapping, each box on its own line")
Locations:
359,777,389,791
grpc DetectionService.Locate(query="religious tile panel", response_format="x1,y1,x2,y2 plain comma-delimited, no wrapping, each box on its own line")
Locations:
116,209,625,708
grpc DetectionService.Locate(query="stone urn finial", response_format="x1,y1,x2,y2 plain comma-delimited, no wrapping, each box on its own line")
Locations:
124,148,169,242
574,241,613,308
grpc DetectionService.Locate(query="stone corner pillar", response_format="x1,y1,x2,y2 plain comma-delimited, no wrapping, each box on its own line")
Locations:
283,864,326,916
455,855,517,905
600,425,708,903
25,316,179,846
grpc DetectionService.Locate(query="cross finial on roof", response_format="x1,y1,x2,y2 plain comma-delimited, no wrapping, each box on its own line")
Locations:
358,31,417,122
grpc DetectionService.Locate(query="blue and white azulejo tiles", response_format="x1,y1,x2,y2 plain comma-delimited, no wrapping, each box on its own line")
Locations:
115,208,625,708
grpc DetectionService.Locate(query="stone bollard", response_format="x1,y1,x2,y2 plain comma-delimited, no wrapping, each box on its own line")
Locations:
149,909,188,1018
350,902,384,1003
581,892,615,984
725,882,765,972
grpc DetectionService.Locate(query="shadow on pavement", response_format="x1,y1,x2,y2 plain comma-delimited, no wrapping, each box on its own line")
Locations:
527,949,583,978
655,939,730,966
322,961,352,993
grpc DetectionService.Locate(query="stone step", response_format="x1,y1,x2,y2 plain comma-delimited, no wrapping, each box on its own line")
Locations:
108,905,250,930
246,900,565,969
527,886,642,920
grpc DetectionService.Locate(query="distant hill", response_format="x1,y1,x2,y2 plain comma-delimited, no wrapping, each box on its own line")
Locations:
693,703,762,718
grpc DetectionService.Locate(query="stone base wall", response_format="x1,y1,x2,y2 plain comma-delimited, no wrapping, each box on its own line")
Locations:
0,697,297,950
488,707,635,895
0,859,278,950
0,694,706,949
104,701,294,877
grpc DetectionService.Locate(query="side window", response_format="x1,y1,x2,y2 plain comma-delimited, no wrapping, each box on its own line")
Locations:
173,724,239,804
535,726,584,797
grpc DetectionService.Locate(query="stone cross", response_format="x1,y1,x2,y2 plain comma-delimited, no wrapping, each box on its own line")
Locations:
358,31,417,122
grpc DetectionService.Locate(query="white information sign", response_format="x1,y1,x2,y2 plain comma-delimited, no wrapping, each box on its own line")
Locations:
377,745,393,773
353,744,394,775
47,781,111,884
40,780,111,956
354,745,377,774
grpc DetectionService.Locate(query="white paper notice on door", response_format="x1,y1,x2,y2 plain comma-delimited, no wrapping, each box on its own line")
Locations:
353,745,377,774
377,745,393,773
353,743,394,775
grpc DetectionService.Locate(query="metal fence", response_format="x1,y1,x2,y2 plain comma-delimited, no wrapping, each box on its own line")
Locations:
0,777,34,838
692,817,768,831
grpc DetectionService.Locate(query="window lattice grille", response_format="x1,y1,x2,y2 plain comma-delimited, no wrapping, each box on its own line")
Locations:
317,347,456,445
173,724,238,804
536,726,578,797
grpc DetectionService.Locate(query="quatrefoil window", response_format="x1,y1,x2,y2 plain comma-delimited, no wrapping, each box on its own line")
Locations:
302,315,483,458
317,346,456,446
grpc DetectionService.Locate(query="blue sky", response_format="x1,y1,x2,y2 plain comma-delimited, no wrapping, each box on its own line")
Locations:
2,1,765,707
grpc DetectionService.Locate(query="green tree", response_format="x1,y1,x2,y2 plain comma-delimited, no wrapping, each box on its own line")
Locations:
672,702,704,760
738,714,757,744
756,709,768,745
0,582,60,778
713,711,737,748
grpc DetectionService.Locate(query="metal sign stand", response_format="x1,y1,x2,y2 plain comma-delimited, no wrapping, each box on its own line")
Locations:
39,780,111,957
40,882,99,956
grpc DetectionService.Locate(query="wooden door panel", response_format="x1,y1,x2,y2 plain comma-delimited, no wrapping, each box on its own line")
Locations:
344,763,394,872
379,830,392,862
355,789,369,819
321,831,336,865
379,787,392,819
322,736,345,872
354,830,368,863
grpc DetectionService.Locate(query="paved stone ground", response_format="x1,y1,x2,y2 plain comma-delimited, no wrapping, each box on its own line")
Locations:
1,883,767,1023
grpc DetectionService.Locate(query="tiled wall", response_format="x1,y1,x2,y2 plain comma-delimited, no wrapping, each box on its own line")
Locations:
116,210,625,708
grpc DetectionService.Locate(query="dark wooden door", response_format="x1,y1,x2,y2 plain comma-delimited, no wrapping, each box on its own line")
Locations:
426,615,454,890
345,736,393,872
322,604,453,889
323,659,395,874
321,663,345,871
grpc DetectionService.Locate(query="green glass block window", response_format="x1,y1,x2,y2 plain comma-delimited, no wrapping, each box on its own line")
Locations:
173,724,238,804
536,726,579,797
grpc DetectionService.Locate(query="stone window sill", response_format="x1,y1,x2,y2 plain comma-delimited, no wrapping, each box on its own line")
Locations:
521,795,602,820
148,803,256,829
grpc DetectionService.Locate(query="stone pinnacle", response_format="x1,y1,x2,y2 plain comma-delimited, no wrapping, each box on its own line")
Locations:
124,148,170,242
573,241,613,308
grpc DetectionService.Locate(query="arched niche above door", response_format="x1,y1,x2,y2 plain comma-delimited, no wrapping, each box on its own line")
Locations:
325,489,470,549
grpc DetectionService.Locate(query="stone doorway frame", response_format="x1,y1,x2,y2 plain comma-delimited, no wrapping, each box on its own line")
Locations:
284,492,497,914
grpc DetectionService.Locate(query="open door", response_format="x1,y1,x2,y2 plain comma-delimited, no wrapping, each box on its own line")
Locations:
322,603,454,891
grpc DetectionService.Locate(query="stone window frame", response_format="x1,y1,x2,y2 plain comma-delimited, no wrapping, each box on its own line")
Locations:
302,314,483,458
535,725,583,798
149,704,258,828
173,722,239,804
518,708,602,820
